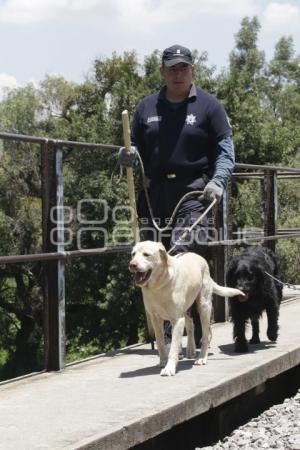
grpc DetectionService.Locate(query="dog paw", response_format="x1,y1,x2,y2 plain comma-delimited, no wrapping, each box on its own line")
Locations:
159,358,168,368
194,357,207,366
234,340,248,353
186,347,197,359
249,336,260,344
267,329,278,342
160,361,176,376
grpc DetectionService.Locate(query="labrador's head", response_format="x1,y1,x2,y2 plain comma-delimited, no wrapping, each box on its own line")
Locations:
129,241,169,287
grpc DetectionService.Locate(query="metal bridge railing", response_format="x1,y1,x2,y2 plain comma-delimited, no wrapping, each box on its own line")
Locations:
0,131,300,373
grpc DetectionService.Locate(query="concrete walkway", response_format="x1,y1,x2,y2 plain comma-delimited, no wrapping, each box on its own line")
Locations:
0,298,300,450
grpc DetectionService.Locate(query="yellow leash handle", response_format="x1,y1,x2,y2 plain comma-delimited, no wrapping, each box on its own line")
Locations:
121,110,140,243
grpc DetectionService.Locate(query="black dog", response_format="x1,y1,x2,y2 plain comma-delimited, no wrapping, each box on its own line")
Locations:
226,246,282,352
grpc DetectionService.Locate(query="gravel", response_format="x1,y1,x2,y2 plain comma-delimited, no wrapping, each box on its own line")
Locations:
197,389,300,450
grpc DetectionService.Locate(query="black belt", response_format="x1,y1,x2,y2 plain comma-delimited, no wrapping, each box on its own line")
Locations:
150,173,200,181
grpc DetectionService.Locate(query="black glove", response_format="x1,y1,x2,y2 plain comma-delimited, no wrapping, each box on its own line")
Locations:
203,181,223,203
118,146,137,168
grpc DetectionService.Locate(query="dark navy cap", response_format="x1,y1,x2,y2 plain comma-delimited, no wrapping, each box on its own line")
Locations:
162,45,193,67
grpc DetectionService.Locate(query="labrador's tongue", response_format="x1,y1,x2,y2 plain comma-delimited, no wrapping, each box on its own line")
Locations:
135,271,146,284
134,270,151,285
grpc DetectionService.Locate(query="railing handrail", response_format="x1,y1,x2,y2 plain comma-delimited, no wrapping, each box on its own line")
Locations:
1,131,300,173
0,131,300,374
0,132,120,151
0,246,132,264
235,162,300,173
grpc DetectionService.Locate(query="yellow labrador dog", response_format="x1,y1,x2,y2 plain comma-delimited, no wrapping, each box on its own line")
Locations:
129,241,244,376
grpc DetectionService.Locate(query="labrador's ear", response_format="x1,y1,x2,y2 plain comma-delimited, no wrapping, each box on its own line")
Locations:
158,243,169,264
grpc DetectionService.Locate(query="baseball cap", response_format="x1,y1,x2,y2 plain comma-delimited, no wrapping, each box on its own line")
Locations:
162,45,193,67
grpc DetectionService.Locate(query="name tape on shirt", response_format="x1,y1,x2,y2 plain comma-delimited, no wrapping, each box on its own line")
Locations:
147,115,162,123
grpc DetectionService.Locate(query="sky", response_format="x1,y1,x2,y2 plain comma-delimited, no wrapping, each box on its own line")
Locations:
0,0,300,94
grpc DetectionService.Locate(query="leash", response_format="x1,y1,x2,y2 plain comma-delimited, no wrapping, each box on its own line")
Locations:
114,152,300,253
114,149,217,253
167,198,217,254
134,151,217,253
264,271,300,291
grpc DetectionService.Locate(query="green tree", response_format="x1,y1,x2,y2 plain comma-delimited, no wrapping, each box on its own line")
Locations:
217,17,277,164
266,37,300,164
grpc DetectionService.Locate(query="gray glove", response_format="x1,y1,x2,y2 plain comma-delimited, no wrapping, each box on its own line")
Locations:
118,146,137,168
203,181,223,203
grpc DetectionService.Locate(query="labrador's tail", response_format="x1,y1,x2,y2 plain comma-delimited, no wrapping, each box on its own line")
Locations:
211,280,245,298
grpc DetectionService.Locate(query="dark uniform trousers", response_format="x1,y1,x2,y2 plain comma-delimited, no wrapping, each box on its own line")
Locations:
137,174,213,344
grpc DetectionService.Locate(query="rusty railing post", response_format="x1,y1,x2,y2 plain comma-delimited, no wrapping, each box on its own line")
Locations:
261,170,278,252
212,196,225,322
223,180,233,321
41,141,66,371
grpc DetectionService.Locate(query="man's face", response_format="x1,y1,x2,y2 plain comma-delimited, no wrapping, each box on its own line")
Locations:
160,63,194,100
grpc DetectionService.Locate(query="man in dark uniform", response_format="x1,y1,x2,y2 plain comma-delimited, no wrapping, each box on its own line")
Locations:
120,44,234,255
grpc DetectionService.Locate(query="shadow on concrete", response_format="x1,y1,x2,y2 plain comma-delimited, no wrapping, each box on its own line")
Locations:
119,365,161,378
119,359,199,378
118,354,216,378
219,341,278,355
117,348,157,357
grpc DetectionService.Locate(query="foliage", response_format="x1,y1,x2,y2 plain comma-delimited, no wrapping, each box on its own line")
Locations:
0,17,299,380
277,177,300,284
